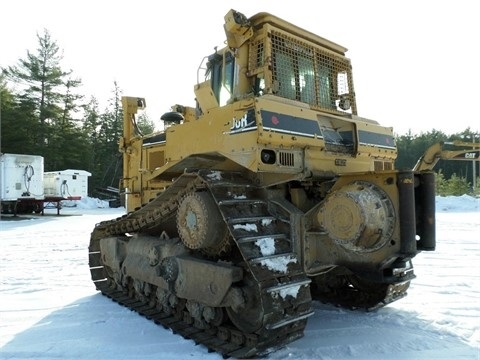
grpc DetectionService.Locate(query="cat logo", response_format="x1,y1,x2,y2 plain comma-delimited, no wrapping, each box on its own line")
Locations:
228,110,257,135
230,113,249,131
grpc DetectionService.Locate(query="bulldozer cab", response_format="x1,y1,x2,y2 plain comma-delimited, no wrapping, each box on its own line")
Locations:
194,10,358,117
198,50,235,108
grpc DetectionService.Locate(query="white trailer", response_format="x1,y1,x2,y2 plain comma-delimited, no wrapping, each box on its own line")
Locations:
44,169,91,199
0,153,44,213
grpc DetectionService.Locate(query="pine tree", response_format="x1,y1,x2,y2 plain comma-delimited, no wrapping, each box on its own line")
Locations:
2,29,83,170
81,96,104,193
0,75,38,154
137,112,155,135
94,81,124,190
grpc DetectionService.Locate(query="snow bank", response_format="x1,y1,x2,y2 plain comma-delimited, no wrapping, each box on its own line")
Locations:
436,194,480,212
64,196,110,209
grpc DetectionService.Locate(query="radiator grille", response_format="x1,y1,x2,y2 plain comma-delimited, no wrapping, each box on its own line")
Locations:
374,161,383,171
374,161,394,171
279,152,295,166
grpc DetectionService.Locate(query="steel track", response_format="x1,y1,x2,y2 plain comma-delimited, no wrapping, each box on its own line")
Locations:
89,171,312,358
88,170,410,357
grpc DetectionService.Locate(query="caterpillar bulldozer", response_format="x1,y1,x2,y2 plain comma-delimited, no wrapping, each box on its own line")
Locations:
89,10,437,358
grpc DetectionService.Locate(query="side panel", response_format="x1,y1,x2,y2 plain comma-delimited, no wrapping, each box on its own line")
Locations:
44,170,91,198
0,154,44,200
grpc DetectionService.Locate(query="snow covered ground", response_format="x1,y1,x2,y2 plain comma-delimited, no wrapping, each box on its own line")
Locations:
0,196,479,359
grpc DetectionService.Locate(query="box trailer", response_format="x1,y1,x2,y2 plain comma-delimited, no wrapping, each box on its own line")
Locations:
44,169,91,199
0,153,44,213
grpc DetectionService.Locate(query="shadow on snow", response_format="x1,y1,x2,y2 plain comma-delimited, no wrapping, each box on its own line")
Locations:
0,294,477,360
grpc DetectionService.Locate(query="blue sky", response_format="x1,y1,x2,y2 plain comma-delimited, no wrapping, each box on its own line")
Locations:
1,0,479,137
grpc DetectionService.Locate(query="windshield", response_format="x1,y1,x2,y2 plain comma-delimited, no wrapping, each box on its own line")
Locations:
204,52,235,106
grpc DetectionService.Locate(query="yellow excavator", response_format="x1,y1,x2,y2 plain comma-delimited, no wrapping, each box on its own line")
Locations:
414,140,480,171
89,10,441,357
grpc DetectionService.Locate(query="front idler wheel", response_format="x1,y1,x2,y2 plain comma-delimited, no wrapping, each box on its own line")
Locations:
176,191,230,256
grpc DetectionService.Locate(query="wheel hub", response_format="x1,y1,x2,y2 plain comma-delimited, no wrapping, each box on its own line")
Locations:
176,191,230,255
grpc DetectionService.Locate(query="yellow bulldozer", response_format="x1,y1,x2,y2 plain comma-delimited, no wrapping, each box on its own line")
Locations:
89,10,440,357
